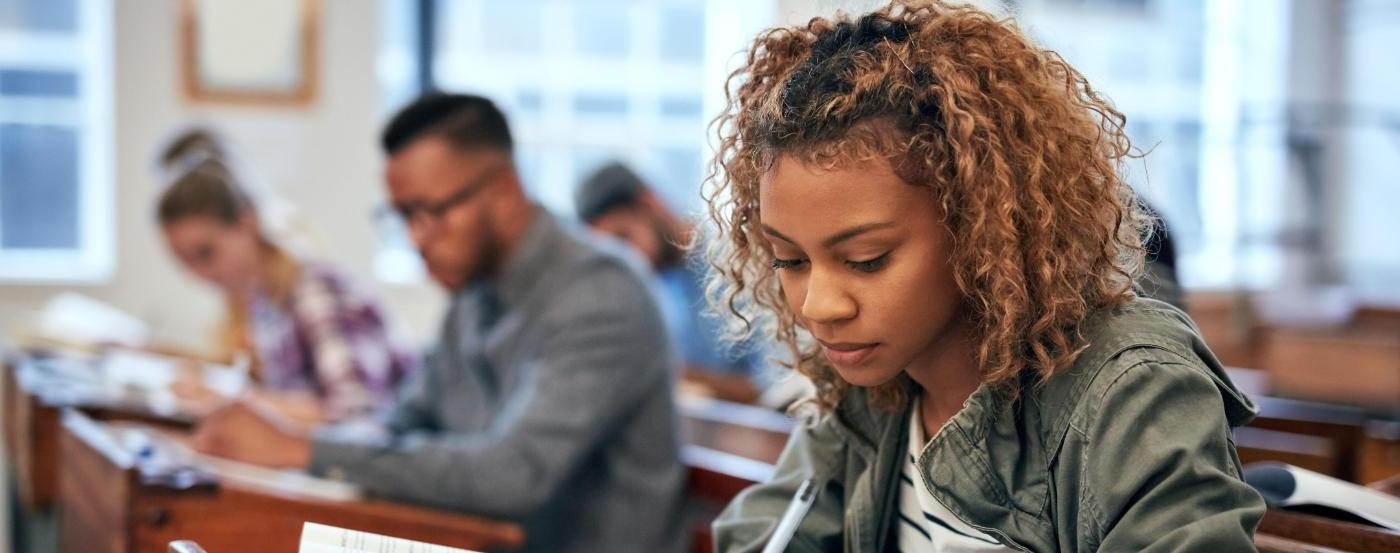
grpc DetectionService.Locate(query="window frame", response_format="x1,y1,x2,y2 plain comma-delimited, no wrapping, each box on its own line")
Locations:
0,0,115,283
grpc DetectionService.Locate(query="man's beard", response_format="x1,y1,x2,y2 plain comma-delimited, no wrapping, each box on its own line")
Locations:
468,212,502,283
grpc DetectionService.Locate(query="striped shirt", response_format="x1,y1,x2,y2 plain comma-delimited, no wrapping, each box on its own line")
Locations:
897,397,1012,552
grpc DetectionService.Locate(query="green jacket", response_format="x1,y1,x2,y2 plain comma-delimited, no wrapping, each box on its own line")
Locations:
713,298,1266,552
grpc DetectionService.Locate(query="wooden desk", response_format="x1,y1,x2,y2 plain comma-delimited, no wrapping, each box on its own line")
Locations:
1258,326,1400,410
1186,292,1400,400
1257,509,1400,553
1187,291,1260,367
678,394,791,504
678,394,791,463
1360,421,1400,485
1228,366,1383,482
4,356,61,512
4,355,195,513
56,409,524,553
677,395,792,553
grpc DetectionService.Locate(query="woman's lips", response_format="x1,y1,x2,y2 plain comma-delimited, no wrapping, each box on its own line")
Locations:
818,340,879,366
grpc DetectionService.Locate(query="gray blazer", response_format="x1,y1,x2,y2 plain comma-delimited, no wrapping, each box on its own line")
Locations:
309,209,686,553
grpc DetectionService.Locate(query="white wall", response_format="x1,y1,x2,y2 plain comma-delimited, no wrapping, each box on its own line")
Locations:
0,0,446,352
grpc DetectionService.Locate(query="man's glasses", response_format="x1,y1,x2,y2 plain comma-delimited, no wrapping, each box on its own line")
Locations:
373,163,508,230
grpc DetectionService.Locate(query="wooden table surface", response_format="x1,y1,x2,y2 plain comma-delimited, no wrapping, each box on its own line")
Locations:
56,409,525,553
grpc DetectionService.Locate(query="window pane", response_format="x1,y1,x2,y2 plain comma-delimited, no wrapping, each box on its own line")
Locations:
660,97,702,119
659,5,704,63
480,0,543,55
515,147,544,199
0,69,78,97
573,94,628,117
1,124,79,249
517,89,543,113
657,147,702,211
0,0,76,32
1050,0,1148,11
573,1,629,59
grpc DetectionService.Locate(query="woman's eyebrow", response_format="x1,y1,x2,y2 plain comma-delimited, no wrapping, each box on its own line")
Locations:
761,221,897,247
821,222,896,248
761,225,797,244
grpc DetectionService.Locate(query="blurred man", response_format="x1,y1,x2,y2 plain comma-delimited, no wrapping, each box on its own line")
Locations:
193,94,685,553
576,162,768,404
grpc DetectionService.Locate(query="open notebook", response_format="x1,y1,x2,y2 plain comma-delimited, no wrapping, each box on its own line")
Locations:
1245,462,1400,530
299,523,482,553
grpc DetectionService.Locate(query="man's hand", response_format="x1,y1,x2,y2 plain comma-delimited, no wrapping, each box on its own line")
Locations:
170,375,231,418
192,400,313,469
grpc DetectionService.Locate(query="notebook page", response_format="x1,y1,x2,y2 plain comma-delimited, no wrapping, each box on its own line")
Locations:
299,522,483,553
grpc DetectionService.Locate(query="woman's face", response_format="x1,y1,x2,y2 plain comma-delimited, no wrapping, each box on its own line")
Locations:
162,213,262,293
759,154,967,387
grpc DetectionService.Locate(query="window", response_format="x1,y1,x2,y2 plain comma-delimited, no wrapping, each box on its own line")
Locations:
430,0,714,215
0,0,112,282
1012,0,1223,286
376,0,773,283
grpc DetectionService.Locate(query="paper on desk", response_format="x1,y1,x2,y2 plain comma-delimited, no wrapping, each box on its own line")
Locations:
101,348,249,400
193,453,363,503
299,522,482,553
37,292,149,348
103,349,180,390
114,426,363,503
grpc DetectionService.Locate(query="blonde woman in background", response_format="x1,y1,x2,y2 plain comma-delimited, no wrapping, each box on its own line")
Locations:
155,128,415,425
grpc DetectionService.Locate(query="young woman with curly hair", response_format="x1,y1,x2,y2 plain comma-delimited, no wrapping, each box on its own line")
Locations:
705,2,1265,551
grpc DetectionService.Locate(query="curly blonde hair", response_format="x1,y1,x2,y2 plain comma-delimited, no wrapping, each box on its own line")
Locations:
702,0,1149,411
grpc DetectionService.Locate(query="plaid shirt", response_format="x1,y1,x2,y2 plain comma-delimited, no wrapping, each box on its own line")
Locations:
248,262,416,421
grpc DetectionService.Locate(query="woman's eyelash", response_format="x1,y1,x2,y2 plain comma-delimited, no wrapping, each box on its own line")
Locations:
847,252,891,272
770,258,805,270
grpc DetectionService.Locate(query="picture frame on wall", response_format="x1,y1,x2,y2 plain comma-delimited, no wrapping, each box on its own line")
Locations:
179,0,320,106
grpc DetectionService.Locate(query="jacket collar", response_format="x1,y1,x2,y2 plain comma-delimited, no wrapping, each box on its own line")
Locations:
818,298,1259,552
490,205,563,310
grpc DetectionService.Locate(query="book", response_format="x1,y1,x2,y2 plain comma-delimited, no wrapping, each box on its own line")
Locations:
1245,462,1400,530
299,522,482,553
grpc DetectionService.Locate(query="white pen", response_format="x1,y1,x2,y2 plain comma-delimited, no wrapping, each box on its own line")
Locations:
761,478,819,553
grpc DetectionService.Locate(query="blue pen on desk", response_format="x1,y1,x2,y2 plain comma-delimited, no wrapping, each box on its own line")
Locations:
761,478,818,553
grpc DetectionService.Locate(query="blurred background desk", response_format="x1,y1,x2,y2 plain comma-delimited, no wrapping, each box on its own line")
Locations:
56,409,524,553
2,348,523,553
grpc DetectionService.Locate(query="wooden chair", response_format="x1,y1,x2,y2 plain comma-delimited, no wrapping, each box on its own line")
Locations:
677,395,791,553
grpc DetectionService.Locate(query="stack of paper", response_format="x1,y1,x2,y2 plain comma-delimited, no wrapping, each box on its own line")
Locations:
299,522,482,553
37,292,149,348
